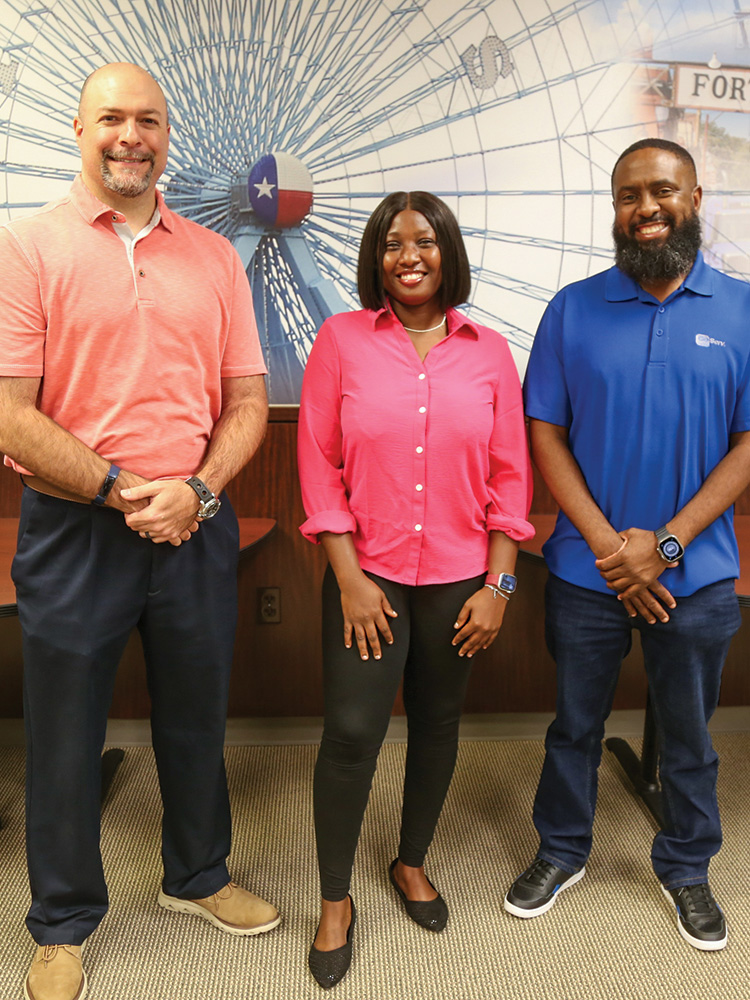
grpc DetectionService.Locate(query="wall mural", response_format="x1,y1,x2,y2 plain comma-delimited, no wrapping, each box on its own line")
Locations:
1,0,749,401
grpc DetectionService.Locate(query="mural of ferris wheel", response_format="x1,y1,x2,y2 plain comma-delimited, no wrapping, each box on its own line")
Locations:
0,0,713,401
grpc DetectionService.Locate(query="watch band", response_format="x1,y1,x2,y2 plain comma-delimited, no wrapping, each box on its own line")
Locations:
92,464,121,506
185,476,213,503
486,572,517,595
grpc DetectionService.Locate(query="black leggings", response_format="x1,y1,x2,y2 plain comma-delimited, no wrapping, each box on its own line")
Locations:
314,565,482,901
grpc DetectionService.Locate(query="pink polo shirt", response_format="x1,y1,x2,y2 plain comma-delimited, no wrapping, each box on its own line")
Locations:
0,176,266,480
298,307,533,586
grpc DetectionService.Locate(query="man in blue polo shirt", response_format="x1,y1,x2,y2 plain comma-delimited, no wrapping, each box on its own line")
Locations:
505,138,750,951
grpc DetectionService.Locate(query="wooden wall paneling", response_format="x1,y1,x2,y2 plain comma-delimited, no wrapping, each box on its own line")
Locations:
2,410,749,718
226,413,329,716
0,464,22,515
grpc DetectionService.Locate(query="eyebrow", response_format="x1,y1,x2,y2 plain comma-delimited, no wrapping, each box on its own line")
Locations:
96,106,164,117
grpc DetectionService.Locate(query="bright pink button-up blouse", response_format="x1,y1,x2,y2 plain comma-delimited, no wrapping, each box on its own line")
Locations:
298,306,534,586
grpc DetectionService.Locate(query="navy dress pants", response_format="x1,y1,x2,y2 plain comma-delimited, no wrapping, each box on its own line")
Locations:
12,487,239,945
534,574,741,889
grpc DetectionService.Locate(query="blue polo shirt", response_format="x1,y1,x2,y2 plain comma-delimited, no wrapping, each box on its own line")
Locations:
524,254,750,596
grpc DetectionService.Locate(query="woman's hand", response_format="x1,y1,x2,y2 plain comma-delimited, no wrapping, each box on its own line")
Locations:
452,586,507,658
339,574,398,661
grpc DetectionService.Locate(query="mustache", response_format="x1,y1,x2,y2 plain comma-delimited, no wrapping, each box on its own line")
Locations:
629,214,672,234
103,149,155,164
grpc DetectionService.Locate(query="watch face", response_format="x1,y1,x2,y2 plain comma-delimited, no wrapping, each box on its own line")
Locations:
199,497,222,519
660,538,683,561
499,573,517,594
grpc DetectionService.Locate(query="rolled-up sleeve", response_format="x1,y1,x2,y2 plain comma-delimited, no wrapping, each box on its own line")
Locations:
297,321,357,543
485,339,534,542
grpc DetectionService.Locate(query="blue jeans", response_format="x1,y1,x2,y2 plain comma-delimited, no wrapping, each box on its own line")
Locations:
533,574,740,889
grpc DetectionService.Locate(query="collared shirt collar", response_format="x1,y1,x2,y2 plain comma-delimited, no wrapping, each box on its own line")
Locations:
605,252,713,303
69,173,174,233
371,303,480,338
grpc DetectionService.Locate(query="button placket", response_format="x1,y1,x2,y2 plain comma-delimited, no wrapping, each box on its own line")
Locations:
648,305,669,365
413,368,428,534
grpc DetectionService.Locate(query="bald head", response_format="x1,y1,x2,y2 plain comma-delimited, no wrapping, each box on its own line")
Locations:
78,62,168,122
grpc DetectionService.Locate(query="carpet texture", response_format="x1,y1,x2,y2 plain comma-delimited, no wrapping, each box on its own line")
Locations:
1,735,749,999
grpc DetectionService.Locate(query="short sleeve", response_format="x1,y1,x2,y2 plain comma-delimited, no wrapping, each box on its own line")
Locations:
0,226,46,376
220,245,267,377
523,297,571,428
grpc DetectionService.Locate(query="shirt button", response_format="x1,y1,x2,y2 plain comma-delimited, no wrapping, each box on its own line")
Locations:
418,373,426,380
659,307,665,313
656,329,663,337
415,484,423,491
415,524,422,531
111,214,118,221
139,270,146,277
416,446,423,454
419,406,426,414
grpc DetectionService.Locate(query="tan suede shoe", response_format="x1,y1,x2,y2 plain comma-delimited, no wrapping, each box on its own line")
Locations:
24,945,86,1000
158,881,280,935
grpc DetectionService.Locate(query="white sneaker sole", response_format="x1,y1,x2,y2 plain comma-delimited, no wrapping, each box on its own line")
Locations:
660,884,727,951
504,865,586,919
158,891,281,936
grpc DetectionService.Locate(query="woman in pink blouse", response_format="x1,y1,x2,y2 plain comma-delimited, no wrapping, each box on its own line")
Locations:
298,192,533,988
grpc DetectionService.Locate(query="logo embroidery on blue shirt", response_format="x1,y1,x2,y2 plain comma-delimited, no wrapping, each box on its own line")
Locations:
695,334,726,348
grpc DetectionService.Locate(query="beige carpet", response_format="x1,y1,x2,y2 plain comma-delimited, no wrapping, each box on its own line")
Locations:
1,735,749,1000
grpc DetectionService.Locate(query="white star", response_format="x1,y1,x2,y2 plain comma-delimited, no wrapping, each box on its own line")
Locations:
254,176,276,199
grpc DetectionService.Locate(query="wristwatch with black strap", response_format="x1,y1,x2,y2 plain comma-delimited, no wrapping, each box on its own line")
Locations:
185,476,221,519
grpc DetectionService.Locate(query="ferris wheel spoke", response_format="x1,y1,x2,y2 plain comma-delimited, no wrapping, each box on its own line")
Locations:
473,267,556,303
467,226,611,260
305,60,610,172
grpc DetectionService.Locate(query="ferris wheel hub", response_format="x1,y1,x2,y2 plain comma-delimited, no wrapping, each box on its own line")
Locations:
248,151,313,227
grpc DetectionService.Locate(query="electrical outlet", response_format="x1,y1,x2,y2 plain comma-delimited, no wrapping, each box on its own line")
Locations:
258,587,281,624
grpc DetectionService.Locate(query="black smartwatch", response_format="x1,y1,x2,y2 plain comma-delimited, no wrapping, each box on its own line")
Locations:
92,464,121,506
655,526,684,563
185,476,221,519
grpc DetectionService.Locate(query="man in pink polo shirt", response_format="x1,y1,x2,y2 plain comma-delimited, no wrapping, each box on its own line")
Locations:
0,63,278,1000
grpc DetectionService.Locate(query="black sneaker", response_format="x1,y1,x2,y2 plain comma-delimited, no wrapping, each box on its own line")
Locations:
504,858,585,918
661,883,727,951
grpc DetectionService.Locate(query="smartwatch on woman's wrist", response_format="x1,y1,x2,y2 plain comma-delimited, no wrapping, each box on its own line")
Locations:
485,573,517,596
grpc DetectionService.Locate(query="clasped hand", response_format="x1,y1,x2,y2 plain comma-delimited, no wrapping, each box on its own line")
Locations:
594,527,677,624
121,478,201,546
340,577,506,661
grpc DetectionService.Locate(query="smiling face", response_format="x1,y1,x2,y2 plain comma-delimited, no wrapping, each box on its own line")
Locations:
74,63,170,207
381,209,443,312
612,146,701,246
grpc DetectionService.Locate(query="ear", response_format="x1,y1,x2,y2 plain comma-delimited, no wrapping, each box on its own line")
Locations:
692,184,703,213
73,115,84,141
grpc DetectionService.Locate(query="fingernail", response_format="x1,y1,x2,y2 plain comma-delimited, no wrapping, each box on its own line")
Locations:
374,654,381,660
362,655,368,661
454,622,460,628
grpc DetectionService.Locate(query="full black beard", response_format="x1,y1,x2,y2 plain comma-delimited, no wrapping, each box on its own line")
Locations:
612,212,703,284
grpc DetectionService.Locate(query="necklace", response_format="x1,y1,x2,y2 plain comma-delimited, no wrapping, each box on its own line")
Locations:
401,315,446,334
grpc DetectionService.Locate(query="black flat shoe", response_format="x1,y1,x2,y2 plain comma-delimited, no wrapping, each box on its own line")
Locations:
308,896,356,989
389,858,448,932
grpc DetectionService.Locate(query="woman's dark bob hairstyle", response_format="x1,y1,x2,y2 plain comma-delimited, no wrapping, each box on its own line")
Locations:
357,191,471,311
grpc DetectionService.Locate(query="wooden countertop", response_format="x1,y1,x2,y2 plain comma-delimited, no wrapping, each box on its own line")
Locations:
0,516,276,616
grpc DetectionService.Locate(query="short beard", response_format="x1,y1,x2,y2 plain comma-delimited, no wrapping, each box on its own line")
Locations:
613,212,702,284
100,150,154,198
